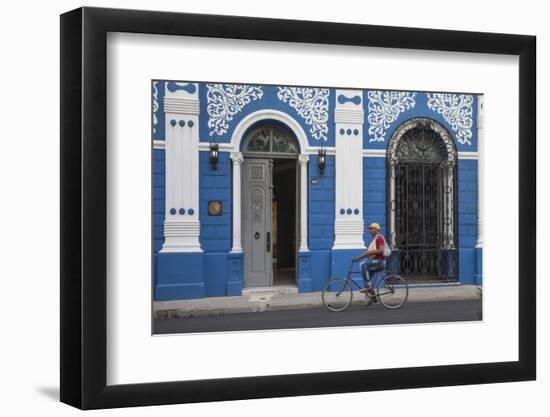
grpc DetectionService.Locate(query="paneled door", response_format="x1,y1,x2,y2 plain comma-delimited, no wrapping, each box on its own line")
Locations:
242,158,273,287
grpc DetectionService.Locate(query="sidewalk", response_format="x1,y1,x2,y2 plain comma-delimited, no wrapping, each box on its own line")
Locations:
154,284,481,319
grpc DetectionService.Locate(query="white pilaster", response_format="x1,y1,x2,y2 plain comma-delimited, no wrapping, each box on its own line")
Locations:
160,82,202,253
388,167,395,247
299,154,309,252
230,152,244,252
333,90,365,249
476,95,485,248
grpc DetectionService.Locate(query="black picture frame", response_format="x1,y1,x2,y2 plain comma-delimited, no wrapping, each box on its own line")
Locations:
60,6,536,410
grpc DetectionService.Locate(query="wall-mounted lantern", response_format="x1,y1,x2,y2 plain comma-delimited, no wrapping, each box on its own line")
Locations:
209,142,219,169
318,145,326,175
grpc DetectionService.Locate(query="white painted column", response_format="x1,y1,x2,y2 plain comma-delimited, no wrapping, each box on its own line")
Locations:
160,82,202,253
298,154,309,252
332,89,365,249
476,95,485,248
388,163,396,247
230,152,244,252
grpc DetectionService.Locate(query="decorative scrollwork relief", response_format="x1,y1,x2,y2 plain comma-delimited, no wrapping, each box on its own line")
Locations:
277,87,329,141
427,93,473,145
152,81,159,135
206,84,264,136
367,91,417,142
251,188,264,221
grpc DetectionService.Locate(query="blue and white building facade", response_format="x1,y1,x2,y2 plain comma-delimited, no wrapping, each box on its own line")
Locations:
152,81,484,301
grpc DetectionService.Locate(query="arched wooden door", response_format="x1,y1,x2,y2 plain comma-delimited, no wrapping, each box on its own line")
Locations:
241,125,300,288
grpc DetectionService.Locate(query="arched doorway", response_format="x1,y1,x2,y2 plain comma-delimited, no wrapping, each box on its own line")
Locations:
241,124,301,288
387,118,458,282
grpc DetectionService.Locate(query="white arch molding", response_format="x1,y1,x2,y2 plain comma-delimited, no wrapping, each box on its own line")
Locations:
229,109,311,153
229,109,310,253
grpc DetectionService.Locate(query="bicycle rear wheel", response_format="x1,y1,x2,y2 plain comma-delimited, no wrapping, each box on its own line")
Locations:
322,278,353,312
375,274,408,309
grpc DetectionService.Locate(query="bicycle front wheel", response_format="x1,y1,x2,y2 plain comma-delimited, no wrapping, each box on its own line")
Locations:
322,278,353,312
376,274,408,309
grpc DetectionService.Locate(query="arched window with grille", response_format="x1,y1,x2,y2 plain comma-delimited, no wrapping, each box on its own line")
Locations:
387,118,458,282
243,125,300,158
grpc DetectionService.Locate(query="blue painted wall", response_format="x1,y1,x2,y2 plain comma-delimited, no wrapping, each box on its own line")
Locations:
199,151,232,297
152,148,165,291
308,155,335,250
363,156,387,240
156,252,204,300
153,149,165,254
308,154,335,290
153,81,481,300
199,151,232,252
457,159,478,284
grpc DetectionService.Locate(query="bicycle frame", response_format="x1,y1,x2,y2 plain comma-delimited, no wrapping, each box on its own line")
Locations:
322,259,408,311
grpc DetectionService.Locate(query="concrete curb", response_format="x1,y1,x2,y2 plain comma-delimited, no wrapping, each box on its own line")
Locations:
154,285,481,319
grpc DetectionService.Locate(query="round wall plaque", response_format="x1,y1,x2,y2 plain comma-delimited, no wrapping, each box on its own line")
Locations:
208,200,222,216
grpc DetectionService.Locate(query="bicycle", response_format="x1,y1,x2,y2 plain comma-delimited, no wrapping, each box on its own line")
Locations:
321,259,409,312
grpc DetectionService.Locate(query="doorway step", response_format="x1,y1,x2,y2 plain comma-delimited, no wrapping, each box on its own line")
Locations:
241,285,298,297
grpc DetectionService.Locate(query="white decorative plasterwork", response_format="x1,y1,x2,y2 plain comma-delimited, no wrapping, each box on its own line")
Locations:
206,84,264,136
230,152,244,253
367,91,416,142
298,155,310,251
161,83,202,253
153,140,165,150
277,87,329,141
152,81,159,135
333,89,365,250
427,93,474,145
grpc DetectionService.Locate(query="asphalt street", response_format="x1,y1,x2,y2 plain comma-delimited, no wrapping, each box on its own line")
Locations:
154,299,482,334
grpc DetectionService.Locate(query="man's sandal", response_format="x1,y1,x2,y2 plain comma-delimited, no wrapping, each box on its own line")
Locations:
364,292,378,303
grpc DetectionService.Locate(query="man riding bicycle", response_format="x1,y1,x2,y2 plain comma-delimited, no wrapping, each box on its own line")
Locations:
353,222,388,304
322,225,406,311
